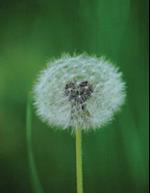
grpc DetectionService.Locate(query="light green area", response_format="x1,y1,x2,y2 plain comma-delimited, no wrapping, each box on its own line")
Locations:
76,129,83,193
0,0,148,193
26,94,44,193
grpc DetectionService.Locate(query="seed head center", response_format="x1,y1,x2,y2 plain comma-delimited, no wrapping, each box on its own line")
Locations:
65,81,93,105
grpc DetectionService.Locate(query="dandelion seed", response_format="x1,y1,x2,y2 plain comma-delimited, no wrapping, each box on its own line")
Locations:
33,54,126,131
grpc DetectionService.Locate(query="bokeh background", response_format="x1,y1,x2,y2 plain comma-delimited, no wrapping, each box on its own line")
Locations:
0,0,149,193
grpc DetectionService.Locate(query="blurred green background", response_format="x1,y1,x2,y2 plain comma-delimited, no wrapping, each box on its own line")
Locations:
0,0,149,193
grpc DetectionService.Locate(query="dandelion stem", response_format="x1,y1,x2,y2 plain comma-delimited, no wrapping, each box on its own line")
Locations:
76,128,84,193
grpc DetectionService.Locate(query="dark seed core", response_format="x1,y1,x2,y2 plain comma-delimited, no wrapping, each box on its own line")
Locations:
65,81,93,105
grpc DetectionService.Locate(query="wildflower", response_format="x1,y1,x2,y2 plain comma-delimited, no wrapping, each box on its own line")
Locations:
33,54,126,131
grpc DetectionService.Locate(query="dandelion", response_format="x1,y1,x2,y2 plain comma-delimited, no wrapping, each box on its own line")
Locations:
33,54,125,131
33,54,126,193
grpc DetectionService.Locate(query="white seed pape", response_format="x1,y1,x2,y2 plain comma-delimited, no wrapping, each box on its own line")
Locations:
33,54,126,131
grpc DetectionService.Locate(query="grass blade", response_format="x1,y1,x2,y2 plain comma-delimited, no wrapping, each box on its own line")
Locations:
26,93,44,193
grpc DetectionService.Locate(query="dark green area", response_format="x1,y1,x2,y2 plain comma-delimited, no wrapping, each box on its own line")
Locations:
0,0,148,193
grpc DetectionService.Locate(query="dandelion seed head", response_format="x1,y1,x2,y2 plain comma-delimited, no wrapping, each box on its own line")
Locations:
33,54,126,131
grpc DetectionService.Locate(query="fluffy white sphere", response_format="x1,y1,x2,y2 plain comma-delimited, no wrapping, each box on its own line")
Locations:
33,54,126,131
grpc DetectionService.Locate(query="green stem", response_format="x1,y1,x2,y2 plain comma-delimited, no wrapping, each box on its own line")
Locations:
26,93,44,193
76,128,84,193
